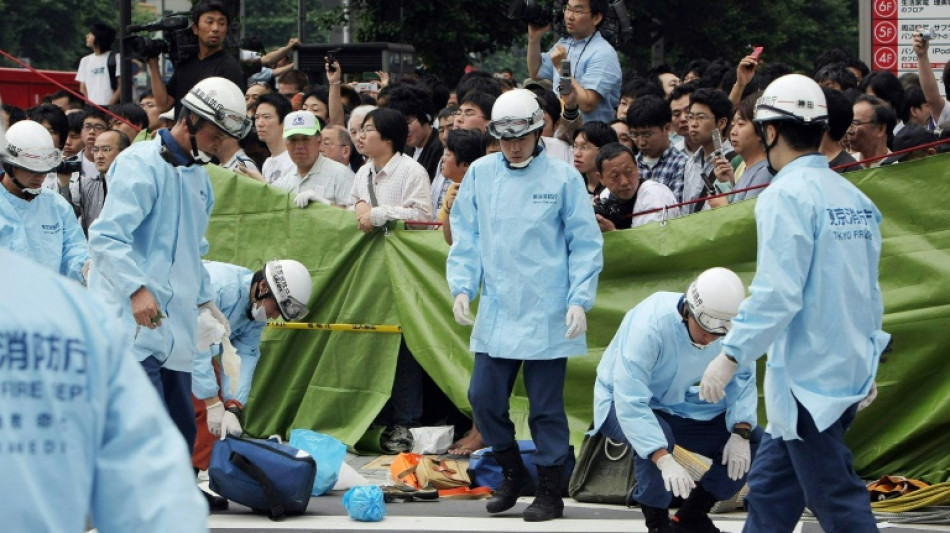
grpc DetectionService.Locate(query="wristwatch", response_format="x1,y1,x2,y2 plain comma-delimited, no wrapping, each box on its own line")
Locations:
733,426,752,440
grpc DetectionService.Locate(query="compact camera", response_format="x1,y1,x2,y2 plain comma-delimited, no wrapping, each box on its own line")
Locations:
917,27,936,42
56,155,82,175
507,0,633,48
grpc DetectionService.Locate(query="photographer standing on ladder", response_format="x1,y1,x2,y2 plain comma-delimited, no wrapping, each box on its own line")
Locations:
147,0,245,117
526,0,622,124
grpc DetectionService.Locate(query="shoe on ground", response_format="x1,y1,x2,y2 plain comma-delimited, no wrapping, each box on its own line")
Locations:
201,487,229,512
381,425,413,453
381,484,439,502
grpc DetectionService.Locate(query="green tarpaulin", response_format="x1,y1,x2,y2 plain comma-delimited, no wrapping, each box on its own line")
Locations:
205,153,950,483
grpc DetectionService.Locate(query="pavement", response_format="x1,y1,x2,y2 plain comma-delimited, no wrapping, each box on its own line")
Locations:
202,453,950,533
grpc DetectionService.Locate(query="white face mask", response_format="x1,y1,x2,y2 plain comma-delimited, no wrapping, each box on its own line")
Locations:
250,302,268,323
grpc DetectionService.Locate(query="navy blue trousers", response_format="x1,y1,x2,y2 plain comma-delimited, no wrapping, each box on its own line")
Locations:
468,352,570,467
142,356,196,454
742,401,877,533
600,404,762,508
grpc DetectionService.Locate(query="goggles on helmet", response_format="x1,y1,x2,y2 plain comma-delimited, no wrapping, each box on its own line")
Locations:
5,146,63,174
188,87,253,139
687,307,729,336
488,108,544,139
266,259,310,321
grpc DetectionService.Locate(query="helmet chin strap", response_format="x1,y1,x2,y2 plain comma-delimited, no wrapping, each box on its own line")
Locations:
9,174,41,199
755,122,781,175
185,114,212,165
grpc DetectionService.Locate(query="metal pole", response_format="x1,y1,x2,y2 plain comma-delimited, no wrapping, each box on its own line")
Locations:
298,0,306,42
119,0,133,103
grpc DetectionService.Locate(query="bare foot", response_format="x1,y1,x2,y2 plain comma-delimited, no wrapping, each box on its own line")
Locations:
448,426,485,455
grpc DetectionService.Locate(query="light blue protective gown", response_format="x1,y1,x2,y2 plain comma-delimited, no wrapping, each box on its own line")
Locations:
88,130,214,372
446,149,603,360
0,248,207,532
191,261,266,405
592,292,758,458
0,185,88,282
722,154,890,440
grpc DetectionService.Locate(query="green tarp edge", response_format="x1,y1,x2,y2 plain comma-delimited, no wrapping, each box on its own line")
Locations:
205,154,950,483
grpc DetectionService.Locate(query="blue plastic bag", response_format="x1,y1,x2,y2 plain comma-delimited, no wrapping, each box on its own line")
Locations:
289,429,348,496
343,486,386,522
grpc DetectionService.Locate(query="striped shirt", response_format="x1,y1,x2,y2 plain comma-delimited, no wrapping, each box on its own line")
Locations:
348,153,433,226
636,145,689,203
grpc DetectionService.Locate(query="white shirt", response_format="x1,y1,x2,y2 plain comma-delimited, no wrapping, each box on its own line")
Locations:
348,153,433,226
541,136,574,165
75,52,119,105
598,179,680,227
272,155,354,205
222,149,260,174
262,151,295,184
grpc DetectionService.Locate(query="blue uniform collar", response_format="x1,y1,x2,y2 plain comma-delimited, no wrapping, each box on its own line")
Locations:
158,128,194,167
772,152,824,183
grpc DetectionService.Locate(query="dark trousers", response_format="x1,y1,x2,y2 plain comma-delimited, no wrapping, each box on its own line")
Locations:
141,356,197,454
468,352,569,467
599,404,762,508
376,338,424,428
742,401,877,533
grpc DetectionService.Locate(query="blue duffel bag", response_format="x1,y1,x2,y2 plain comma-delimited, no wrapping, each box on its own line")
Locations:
209,436,317,520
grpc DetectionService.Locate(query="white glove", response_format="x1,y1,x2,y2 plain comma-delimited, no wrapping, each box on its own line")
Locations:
295,190,331,208
206,400,224,436
699,352,738,403
453,293,474,326
203,301,231,338
220,410,243,439
221,342,242,397
858,381,878,411
82,259,92,285
197,307,227,352
565,305,587,339
657,453,695,499
721,433,752,481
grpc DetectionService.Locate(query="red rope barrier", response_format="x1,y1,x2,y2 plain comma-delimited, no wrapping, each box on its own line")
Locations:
0,47,141,134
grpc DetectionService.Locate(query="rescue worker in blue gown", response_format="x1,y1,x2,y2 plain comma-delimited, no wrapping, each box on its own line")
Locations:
0,249,207,532
592,267,762,533
446,88,604,522
87,77,252,481
0,120,89,283
698,74,889,533
192,259,313,472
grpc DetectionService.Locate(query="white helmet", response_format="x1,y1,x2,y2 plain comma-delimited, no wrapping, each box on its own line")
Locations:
181,77,252,139
684,267,746,335
264,259,313,321
1,120,62,173
488,88,545,139
754,74,828,126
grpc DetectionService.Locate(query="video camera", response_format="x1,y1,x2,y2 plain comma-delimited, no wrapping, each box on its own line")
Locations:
507,0,633,48
124,13,199,65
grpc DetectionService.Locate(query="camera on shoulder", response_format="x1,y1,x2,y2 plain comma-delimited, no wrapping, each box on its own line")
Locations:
124,12,199,65
507,0,633,47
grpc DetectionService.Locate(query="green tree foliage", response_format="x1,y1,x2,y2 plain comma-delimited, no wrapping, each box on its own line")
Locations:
243,0,347,51
617,0,858,75
0,0,158,71
345,0,524,86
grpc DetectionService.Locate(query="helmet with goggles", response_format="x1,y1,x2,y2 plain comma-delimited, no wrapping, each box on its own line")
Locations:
181,77,252,139
1,120,62,173
684,267,746,335
264,259,312,321
488,88,545,140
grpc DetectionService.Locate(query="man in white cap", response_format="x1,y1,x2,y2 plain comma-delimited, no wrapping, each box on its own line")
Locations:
272,110,354,208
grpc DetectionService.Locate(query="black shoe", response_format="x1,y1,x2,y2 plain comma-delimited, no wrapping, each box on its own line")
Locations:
522,465,565,522
642,504,672,532
201,488,229,512
380,425,413,454
486,446,529,514
671,485,722,533
381,484,439,503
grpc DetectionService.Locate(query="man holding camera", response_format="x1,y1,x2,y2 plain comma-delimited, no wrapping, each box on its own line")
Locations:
593,143,678,232
527,0,621,124
148,0,245,116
